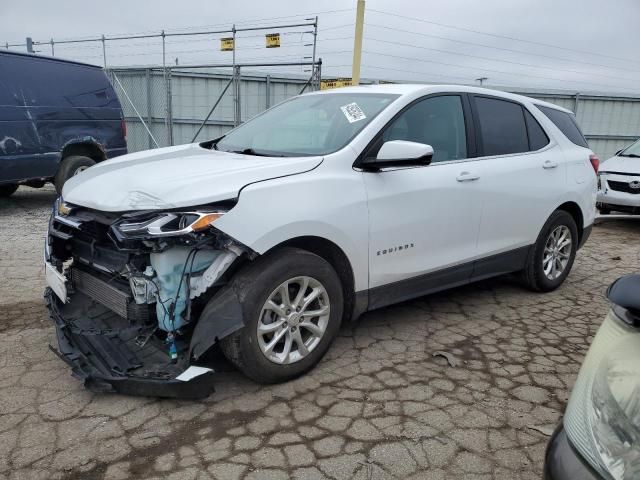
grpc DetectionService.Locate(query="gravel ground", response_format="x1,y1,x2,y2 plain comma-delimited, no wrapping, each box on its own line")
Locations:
1,185,639,480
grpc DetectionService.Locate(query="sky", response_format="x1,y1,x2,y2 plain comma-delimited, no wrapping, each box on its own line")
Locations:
2,0,640,94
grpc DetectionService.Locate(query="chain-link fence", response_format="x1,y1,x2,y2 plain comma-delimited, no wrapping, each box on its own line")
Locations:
107,62,321,153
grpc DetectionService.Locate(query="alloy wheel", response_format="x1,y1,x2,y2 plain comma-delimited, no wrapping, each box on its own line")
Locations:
543,225,572,280
257,276,330,365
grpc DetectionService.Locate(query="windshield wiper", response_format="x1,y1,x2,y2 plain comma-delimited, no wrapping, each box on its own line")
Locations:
620,153,640,158
231,148,285,157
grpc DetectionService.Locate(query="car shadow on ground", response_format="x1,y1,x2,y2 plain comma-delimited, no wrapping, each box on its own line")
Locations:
0,186,57,212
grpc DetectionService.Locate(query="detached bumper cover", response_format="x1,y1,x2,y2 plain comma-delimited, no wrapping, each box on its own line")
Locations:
45,288,216,399
544,425,604,480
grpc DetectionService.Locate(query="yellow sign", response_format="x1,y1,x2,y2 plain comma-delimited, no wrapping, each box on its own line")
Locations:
265,33,280,48
220,37,234,51
320,78,353,90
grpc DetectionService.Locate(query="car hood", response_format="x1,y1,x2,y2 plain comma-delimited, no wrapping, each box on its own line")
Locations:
62,143,323,211
600,155,640,175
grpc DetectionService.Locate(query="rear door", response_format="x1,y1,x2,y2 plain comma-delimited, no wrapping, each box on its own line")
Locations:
362,93,484,307
470,95,566,275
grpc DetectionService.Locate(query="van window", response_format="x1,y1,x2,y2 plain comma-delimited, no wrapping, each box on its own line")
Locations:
379,95,467,163
524,110,549,150
536,105,588,148
474,97,529,156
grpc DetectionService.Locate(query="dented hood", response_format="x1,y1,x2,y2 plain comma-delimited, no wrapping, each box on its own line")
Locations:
62,143,323,211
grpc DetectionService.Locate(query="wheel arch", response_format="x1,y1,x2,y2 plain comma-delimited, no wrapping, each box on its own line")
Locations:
60,138,107,163
556,201,584,244
267,235,361,322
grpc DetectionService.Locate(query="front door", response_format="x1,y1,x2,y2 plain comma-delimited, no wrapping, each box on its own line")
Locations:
362,94,483,308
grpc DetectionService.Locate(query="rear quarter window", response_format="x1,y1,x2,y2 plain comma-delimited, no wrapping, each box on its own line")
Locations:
536,105,588,148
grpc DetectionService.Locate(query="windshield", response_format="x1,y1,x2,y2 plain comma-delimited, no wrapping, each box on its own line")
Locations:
215,93,399,157
620,139,640,157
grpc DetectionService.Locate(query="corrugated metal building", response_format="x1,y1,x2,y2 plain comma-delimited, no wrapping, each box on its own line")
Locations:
110,68,640,160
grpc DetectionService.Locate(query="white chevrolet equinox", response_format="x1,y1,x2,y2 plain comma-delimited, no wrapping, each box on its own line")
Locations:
45,85,597,398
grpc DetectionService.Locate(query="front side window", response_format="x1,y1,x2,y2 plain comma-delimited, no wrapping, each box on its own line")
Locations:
536,105,589,148
374,95,467,163
215,93,399,157
475,97,529,156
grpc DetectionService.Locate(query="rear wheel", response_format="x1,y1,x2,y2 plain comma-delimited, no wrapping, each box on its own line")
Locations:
522,210,578,292
219,248,343,383
54,155,95,194
0,184,18,197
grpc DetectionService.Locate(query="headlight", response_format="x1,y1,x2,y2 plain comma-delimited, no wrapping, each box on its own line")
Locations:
114,211,225,238
564,310,640,480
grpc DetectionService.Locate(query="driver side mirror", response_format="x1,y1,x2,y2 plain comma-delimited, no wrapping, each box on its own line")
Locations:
361,140,434,170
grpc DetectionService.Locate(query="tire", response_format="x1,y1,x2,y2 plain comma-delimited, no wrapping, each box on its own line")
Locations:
219,247,344,384
0,184,18,197
54,155,95,194
522,210,578,292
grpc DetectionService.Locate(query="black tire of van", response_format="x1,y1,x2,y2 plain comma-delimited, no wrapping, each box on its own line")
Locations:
219,247,343,384
54,155,96,194
0,184,18,197
522,210,578,292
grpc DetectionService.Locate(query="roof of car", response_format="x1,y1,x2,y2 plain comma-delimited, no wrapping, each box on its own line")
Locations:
0,49,101,69
310,83,574,114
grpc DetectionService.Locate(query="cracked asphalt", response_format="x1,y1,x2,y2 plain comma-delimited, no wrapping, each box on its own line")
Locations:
1,186,639,480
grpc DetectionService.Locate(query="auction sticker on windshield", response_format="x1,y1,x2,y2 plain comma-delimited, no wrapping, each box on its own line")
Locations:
340,102,367,123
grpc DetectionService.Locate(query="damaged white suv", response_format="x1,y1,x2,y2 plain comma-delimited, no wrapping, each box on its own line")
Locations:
45,85,597,398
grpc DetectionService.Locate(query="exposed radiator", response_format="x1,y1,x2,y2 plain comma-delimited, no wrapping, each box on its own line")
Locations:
71,268,149,322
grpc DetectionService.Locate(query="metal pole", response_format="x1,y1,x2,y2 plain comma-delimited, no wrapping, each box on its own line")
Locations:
234,66,241,126
191,77,234,142
311,16,318,90
50,39,54,56
266,75,271,109
167,67,174,145
232,24,238,127
101,34,107,67
112,73,160,148
5,42,8,50
352,0,365,85
162,30,169,142
299,74,314,95
146,69,153,149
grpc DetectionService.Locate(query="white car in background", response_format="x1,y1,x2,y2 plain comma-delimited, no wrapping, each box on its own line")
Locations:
45,84,597,398
597,139,640,215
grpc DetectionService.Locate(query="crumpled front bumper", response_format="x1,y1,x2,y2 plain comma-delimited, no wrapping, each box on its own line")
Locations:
45,288,216,399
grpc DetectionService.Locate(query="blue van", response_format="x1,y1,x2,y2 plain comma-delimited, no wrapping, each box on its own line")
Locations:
0,51,127,196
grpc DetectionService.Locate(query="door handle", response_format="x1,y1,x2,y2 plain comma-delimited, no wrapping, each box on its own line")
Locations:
543,160,559,169
456,171,480,182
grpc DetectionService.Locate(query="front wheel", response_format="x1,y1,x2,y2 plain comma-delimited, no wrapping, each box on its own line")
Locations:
54,155,96,194
522,210,578,292
219,247,343,383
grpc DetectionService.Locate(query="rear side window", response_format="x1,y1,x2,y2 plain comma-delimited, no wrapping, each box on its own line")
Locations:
536,105,588,148
474,97,529,156
524,110,549,150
